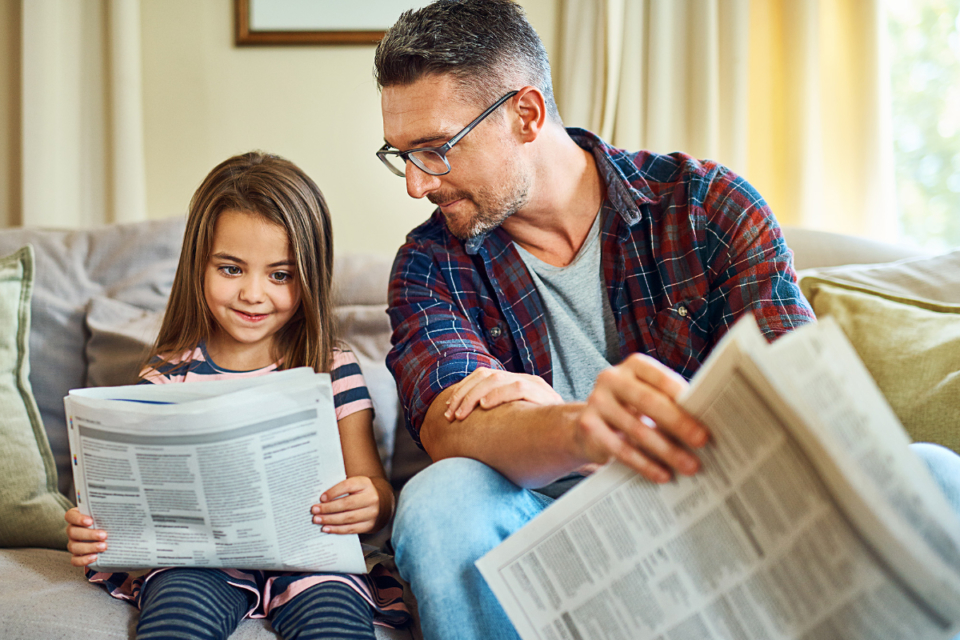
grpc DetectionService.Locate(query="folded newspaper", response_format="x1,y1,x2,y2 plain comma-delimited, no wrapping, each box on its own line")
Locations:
65,367,366,574
477,316,960,640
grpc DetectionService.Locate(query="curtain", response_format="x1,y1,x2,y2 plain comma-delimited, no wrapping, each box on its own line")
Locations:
556,0,897,241
21,0,147,228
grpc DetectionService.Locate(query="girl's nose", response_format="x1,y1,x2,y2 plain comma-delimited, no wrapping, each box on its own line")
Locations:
239,277,266,302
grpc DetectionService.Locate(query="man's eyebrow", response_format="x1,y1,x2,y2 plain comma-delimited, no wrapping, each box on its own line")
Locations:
383,133,451,150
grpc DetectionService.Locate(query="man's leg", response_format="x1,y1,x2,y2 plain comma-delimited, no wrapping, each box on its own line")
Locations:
392,457,552,640
912,442,960,512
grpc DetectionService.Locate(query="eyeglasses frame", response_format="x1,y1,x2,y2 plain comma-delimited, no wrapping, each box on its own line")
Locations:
376,90,520,177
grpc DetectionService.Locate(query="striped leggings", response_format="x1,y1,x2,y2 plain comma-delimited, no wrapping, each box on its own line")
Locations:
136,568,376,640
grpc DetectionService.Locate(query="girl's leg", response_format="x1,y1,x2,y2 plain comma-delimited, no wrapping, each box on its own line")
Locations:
269,580,376,640
137,568,252,640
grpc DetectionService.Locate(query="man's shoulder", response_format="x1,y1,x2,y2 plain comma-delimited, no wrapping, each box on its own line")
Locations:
569,127,735,193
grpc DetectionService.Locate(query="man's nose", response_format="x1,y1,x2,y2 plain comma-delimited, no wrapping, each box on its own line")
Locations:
405,165,442,200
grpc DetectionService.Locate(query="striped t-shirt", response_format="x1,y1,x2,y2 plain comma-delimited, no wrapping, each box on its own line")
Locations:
85,345,408,628
141,343,374,421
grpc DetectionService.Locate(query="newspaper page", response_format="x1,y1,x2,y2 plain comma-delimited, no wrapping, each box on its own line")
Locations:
65,367,366,574
477,317,960,640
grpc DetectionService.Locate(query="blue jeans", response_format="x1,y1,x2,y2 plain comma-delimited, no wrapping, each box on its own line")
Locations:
392,444,960,640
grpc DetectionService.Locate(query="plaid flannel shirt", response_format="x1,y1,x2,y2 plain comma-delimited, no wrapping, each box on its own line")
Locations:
386,128,815,447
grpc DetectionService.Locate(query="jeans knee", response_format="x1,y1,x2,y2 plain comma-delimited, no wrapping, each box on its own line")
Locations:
392,458,548,579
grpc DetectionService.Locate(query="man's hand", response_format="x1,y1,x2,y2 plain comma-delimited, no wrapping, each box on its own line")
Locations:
65,507,107,567
311,476,387,535
576,353,709,483
444,367,563,421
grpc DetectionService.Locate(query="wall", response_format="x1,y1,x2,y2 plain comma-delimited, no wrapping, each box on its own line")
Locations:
139,0,558,257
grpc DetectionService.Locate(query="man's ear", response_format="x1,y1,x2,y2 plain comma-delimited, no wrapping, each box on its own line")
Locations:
514,86,547,143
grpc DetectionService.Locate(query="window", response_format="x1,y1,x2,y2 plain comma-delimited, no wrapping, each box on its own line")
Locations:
888,0,960,252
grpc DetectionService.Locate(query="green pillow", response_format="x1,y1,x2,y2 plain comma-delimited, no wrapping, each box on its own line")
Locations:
800,276,960,454
0,245,71,548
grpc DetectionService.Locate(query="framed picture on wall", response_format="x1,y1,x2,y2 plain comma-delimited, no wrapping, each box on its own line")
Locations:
235,0,434,45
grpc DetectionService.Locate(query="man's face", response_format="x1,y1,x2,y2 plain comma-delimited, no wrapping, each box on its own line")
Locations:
381,75,530,240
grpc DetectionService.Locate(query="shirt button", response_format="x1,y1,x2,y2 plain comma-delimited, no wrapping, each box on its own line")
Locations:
677,305,688,317
489,325,503,339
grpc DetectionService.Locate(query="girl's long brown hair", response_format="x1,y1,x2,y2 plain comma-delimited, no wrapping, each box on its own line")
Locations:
148,151,337,373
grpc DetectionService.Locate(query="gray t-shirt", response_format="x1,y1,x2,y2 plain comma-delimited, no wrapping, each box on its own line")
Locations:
514,208,619,403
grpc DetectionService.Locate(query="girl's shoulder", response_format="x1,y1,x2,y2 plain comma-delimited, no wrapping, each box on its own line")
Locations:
139,347,206,384
330,347,360,375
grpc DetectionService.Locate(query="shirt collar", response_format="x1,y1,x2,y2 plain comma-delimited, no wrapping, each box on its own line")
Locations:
463,127,652,255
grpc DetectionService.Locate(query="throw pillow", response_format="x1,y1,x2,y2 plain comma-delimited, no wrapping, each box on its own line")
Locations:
0,245,72,548
800,276,960,453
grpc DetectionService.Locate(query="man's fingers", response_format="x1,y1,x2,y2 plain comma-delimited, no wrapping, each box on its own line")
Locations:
622,353,689,397
596,365,708,449
577,410,672,483
445,369,495,420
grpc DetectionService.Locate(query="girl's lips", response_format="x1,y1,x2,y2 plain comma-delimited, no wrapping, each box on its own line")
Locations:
233,309,268,322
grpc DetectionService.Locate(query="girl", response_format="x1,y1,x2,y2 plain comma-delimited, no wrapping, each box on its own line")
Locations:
64,151,408,640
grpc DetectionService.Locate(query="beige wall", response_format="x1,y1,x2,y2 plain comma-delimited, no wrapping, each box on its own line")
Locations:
140,0,558,257
0,0,20,229
0,0,558,256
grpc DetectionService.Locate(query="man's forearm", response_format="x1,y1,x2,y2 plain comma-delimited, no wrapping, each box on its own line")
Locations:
419,386,589,489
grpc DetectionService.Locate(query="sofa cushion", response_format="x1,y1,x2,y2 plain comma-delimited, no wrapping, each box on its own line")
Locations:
797,249,960,303
0,246,72,548
799,277,960,453
0,548,414,639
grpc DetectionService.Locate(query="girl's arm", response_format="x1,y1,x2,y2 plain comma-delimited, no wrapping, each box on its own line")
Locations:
311,408,395,535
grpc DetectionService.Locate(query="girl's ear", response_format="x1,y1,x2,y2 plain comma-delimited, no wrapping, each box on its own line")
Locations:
514,86,547,144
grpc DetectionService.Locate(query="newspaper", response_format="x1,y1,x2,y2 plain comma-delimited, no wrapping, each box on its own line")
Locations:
65,367,366,574
477,316,960,640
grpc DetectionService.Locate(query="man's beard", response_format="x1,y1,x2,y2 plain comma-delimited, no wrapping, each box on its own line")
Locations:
429,177,530,241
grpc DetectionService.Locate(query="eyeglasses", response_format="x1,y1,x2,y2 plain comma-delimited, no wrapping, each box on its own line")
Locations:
377,90,519,177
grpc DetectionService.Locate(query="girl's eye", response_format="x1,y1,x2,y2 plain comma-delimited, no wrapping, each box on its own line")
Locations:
220,265,241,276
271,271,292,283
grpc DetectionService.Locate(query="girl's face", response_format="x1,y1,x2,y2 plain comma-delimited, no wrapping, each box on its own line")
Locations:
203,209,301,370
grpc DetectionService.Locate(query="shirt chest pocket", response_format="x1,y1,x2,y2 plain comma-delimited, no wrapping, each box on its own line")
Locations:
646,296,709,372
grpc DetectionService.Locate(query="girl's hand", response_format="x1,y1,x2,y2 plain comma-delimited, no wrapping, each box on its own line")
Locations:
311,476,392,535
65,507,108,567
444,368,563,422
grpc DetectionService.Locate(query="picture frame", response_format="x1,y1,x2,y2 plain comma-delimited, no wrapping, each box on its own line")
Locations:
235,0,432,46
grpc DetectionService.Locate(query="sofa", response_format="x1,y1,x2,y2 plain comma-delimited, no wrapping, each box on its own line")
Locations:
0,216,957,640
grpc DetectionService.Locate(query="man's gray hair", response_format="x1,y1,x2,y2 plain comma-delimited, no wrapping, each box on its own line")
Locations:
374,0,562,124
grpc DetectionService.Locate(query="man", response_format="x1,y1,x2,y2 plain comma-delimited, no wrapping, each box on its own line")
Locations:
374,1,815,638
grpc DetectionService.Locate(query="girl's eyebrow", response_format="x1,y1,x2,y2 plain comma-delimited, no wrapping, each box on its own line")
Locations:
211,252,295,268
